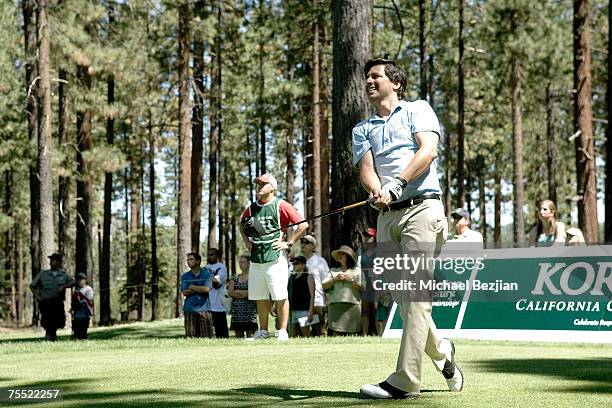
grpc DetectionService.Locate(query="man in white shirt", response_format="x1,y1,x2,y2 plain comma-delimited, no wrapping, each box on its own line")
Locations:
300,234,330,336
448,208,484,247
206,248,229,338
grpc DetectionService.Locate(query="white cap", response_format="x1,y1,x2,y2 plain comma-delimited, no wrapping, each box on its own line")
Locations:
254,173,278,189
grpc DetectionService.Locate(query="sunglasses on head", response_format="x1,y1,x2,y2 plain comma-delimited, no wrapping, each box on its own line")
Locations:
451,214,463,220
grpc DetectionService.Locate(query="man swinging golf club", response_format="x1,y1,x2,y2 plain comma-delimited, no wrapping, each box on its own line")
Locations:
240,173,308,341
354,58,464,400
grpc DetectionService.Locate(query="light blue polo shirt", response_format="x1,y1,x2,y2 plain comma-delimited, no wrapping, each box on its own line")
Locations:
352,100,442,200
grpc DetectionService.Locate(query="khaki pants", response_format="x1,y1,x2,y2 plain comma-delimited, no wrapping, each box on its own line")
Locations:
377,198,447,393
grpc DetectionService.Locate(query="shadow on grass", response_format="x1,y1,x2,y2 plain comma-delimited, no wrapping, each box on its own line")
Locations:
233,385,358,401
0,322,184,344
474,358,612,394
6,379,374,408
86,324,184,340
9,378,456,408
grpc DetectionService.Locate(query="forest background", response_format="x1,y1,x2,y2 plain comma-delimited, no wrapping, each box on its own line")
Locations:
0,0,610,325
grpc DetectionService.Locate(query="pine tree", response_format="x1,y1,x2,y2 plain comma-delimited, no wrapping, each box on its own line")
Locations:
37,0,54,270
331,0,372,249
176,1,192,316
606,0,612,242
573,0,598,242
23,0,41,325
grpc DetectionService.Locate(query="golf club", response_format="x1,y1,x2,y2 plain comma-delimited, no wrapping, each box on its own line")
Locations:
242,197,375,238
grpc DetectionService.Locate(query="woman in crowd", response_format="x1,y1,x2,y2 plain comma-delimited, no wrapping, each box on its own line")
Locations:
288,255,315,337
228,255,258,338
530,199,566,247
322,245,362,336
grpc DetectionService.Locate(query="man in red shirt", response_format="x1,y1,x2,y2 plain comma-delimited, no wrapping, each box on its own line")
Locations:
240,173,308,341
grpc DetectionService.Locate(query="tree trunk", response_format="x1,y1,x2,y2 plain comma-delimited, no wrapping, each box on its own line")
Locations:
305,115,314,220
444,90,452,227
320,17,331,258
24,0,40,326
478,174,486,247
208,0,220,251
255,127,259,178
147,11,159,320
510,10,525,246
37,0,54,271
76,63,93,282
191,0,206,253
285,62,295,205
312,0,322,248
230,172,237,277
465,173,473,215
258,0,266,174
99,2,114,325
58,69,71,272
247,131,254,203
419,0,427,100
99,74,114,326
177,2,192,316
127,134,142,321
331,0,372,249
17,226,24,323
217,2,224,255
606,0,612,243
546,83,557,205
428,54,435,107
123,139,130,321
456,0,465,208
573,0,598,242
4,170,15,319
148,112,159,321
138,148,147,321
445,130,452,230
494,164,502,247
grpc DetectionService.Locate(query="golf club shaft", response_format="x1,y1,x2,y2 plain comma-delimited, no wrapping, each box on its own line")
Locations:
266,198,372,235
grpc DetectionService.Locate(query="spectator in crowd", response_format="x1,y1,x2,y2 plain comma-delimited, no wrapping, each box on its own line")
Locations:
228,255,258,338
322,245,362,336
240,173,308,341
30,253,74,341
359,227,378,336
530,199,566,247
288,255,315,337
447,208,483,246
180,252,213,338
566,227,586,246
300,234,330,336
71,274,94,340
206,248,229,338
375,289,392,336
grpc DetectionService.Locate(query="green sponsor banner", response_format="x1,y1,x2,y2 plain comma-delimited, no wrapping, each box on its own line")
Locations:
461,256,612,330
388,247,612,335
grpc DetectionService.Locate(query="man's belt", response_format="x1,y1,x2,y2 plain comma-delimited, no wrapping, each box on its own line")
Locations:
383,193,441,212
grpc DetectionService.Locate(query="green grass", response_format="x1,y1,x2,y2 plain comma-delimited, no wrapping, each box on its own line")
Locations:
0,320,611,407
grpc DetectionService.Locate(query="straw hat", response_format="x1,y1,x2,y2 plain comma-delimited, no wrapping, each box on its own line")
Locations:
331,245,357,264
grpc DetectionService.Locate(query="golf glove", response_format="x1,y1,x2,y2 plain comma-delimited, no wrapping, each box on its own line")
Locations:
381,177,407,201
